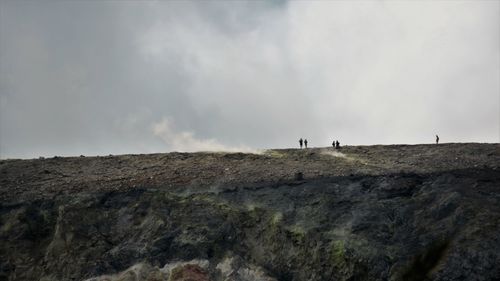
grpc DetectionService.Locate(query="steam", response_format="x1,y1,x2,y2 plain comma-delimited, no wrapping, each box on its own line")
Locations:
321,149,347,158
152,117,256,153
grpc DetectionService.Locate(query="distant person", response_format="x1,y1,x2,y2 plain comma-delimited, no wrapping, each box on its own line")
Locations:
332,140,335,148
299,138,303,149
304,139,308,148
436,135,439,144
335,140,340,149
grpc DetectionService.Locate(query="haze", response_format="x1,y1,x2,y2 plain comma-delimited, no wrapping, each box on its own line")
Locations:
1,1,499,158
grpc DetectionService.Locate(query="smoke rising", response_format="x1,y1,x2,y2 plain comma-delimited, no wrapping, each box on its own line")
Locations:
152,117,255,153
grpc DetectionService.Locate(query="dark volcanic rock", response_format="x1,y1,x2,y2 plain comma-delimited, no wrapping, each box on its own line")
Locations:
0,143,499,281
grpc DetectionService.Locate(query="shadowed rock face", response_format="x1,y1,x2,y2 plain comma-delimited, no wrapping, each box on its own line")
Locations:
1,143,499,281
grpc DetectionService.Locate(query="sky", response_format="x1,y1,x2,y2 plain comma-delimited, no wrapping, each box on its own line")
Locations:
0,0,499,158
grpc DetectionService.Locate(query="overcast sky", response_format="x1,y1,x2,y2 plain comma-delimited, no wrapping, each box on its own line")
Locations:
1,1,499,158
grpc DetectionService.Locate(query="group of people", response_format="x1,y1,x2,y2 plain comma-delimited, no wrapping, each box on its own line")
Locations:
298,135,439,149
298,138,308,148
332,140,340,149
298,138,340,149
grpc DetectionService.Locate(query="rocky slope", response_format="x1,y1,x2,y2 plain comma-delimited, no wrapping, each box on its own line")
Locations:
1,143,499,281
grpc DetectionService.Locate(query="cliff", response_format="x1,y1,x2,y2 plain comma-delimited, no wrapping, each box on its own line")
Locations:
1,143,499,281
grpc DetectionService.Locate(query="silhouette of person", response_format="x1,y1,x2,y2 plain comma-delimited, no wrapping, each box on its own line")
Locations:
299,138,303,149
332,140,335,148
335,140,340,149
304,139,308,148
436,135,439,144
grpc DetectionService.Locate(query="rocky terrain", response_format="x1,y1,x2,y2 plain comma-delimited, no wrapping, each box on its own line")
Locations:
1,143,499,281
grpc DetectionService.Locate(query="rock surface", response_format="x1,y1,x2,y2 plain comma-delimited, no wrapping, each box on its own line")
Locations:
1,143,499,280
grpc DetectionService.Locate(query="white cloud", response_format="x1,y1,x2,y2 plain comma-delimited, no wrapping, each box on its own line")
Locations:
1,1,498,158
137,1,499,146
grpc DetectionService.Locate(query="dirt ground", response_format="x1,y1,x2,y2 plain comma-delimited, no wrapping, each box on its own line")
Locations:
1,143,499,202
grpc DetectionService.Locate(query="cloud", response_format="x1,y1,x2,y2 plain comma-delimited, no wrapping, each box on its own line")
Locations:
0,1,498,158
137,0,500,146
152,117,255,153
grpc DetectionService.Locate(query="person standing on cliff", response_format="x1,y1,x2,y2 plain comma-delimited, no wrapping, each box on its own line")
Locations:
299,138,303,149
436,135,439,144
332,140,335,148
335,140,340,149
304,139,308,148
